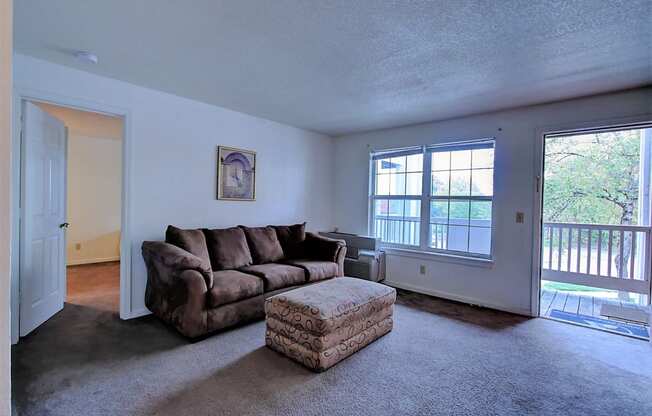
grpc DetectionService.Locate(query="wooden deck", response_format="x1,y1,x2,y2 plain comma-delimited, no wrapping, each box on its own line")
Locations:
540,288,649,324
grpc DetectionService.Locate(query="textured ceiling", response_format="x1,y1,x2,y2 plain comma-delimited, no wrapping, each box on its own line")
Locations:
14,0,652,136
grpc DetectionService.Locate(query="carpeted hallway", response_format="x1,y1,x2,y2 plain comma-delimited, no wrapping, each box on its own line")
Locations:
11,282,652,415
66,261,121,313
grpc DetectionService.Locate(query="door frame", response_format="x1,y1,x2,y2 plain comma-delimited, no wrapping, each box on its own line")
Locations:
530,114,652,317
11,87,133,344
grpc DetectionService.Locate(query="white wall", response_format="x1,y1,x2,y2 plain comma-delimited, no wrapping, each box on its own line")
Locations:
13,54,335,319
0,0,11,412
334,88,652,315
36,103,123,266
12,52,651,326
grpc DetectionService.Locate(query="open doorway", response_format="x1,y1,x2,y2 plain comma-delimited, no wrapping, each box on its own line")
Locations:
17,100,123,337
538,125,652,339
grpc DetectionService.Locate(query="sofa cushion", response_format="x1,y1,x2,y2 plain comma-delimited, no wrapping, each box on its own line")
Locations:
283,259,338,282
240,226,284,264
208,270,263,308
204,227,253,270
273,223,306,259
165,225,211,266
239,263,306,291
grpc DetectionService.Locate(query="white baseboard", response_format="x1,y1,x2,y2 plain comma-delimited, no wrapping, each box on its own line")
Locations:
386,280,533,317
122,308,151,320
67,256,120,266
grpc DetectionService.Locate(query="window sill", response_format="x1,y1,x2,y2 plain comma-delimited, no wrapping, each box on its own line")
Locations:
381,247,495,268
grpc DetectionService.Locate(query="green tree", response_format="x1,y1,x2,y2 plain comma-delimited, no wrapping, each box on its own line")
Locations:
543,130,641,276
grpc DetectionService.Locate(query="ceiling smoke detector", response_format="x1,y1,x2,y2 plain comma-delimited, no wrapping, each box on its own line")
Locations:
73,50,98,64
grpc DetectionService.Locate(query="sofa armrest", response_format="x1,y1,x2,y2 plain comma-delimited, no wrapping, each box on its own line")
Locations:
305,232,347,276
142,241,213,288
142,241,212,338
171,269,209,338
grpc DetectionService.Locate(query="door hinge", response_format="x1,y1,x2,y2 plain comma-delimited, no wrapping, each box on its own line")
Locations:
536,175,541,193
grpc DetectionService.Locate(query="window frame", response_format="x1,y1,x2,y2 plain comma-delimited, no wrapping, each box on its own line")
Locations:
368,146,425,249
369,139,496,260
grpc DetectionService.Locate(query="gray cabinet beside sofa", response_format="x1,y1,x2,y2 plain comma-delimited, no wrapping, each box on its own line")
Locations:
141,223,346,338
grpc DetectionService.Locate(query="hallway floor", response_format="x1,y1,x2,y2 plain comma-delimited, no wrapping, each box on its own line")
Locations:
66,261,120,313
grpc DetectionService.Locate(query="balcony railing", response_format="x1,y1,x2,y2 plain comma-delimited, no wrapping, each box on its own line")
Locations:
374,219,652,294
374,217,420,246
541,222,652,295
373,216,491,252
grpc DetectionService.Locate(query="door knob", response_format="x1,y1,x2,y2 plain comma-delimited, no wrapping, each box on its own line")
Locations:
59,222,70,229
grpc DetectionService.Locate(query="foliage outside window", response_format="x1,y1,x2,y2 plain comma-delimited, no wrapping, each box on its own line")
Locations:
370,140,495,258
542,128,648,277
544,130,642,225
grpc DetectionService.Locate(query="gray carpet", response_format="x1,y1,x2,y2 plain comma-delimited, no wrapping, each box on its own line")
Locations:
12,290,652,416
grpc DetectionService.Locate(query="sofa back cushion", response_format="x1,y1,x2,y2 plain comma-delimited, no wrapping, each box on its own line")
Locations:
240,226,284,264
273,223,306,259
165,225,211,265
203,227,253,270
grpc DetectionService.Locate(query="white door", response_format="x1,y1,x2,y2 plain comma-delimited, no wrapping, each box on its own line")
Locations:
19,101,68,336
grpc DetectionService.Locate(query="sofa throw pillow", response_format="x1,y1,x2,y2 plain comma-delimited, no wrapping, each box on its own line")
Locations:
165,225,211,266
203,227,253,270
240,226,284,264
273,223,307,259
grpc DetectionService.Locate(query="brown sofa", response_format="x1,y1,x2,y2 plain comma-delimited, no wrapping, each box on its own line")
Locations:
141,223,346,338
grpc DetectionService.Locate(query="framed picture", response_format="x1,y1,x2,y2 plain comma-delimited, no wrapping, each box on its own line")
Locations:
216,146,256,201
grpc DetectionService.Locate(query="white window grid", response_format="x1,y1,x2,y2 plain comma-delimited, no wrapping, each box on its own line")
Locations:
369,140,495,259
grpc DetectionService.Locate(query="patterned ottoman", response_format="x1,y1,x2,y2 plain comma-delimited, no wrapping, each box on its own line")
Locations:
265,276,396,372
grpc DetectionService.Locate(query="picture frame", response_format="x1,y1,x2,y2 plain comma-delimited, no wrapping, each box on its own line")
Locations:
216,146,256,201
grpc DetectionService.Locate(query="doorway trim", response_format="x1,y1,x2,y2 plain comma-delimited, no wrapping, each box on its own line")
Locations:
530,114,652,318
11,87,134,344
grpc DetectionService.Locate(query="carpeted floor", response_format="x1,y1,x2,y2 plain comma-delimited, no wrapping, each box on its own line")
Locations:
11,271,652,415
66,261,120,312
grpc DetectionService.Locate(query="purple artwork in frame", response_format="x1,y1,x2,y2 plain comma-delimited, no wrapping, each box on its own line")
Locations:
217,146,256,201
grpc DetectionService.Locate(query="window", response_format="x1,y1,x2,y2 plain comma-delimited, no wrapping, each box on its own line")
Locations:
371,151,423,246
370,140,494,258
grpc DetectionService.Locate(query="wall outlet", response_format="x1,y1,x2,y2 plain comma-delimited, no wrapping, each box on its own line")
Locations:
419,264,426,275
75,243,81,251
516,212,525,223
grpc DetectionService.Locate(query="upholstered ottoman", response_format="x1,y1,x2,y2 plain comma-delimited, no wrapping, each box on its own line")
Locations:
265,277,396,372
